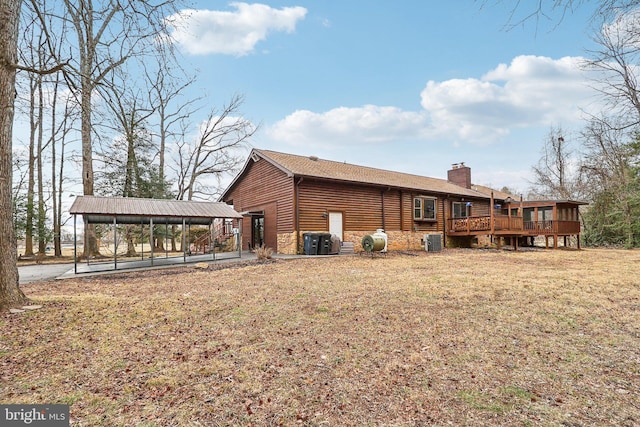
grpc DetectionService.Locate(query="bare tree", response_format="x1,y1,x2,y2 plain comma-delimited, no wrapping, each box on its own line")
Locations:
0,0,29,310
145,58,199,194
478,1,640,29
49,74,75,257
585,10,640,129
530,126,584,200
173,95,258,201
96,66,159,256
40,0,183,257
145,59,199,251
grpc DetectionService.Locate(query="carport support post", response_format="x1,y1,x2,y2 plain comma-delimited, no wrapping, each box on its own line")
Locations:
85,217,90,266
210,222,214,261
73,214,77,274
150,218,154,266
182,218,186,262
113,217,117,270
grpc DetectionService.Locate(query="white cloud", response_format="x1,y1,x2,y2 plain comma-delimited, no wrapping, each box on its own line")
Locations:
268,105,429,147
166,3,307,56
267,55,600,148
421,55,595,140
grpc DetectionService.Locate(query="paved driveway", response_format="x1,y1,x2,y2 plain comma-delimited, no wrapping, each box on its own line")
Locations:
19,263,74,284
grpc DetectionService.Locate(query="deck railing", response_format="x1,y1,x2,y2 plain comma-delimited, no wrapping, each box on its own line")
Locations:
523,220,581,235
448,216,580,235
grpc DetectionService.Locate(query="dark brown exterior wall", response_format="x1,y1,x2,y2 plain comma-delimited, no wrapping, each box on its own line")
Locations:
224,157,494,253
223,158,294,251
299,180,449,234
299,180,392,231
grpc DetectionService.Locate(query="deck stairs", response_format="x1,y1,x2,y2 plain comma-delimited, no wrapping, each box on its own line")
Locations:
191,223,235,254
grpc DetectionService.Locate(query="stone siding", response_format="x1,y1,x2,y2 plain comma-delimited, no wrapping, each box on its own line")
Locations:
277,232,298,255
343,230,439,252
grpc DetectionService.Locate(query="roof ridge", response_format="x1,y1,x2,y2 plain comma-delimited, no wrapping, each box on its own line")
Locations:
255,149,490,199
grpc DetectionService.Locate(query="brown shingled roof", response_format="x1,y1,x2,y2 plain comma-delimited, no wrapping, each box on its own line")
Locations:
70,196,242,225
254,149,489,199
470,184,521,202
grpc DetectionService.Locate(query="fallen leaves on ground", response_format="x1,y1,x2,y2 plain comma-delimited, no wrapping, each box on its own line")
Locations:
2,248,639,426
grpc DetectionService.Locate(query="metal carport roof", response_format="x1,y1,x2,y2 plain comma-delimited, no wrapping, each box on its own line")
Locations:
69,196,242,225
68,196,244,274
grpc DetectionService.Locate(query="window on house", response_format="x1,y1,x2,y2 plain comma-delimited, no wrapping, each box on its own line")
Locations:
452,202,469,218
538,207,553,221
414,197,436,221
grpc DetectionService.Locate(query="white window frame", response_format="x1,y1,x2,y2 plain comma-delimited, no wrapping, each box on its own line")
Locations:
452,201,469,219
414,197,437,221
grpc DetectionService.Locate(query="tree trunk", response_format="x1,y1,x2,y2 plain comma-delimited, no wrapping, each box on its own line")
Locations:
24,73,36,257
81,72,99,257
37,74,46,254
125,226,137,257
0,0,28,310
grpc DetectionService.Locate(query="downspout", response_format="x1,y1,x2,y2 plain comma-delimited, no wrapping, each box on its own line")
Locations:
295,177,303,254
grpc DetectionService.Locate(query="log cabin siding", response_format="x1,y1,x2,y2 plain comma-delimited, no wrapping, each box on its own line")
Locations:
223,158,295,251
382,190,401,231
473,199,491,217
299,179,451,234
298,180,384,231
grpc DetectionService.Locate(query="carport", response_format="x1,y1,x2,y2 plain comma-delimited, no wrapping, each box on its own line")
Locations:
69,196,243,274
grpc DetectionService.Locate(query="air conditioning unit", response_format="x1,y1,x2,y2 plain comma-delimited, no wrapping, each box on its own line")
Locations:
424,234,442,252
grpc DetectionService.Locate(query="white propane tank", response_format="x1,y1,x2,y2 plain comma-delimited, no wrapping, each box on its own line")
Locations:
373,229,388,252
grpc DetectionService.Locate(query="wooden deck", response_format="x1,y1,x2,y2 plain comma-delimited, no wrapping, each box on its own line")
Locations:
447,215,582,247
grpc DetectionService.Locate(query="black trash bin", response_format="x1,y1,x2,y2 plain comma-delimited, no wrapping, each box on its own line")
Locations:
318,233,333,255
303,233,320,255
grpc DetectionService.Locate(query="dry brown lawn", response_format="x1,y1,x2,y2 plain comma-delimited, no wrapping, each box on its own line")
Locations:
2,248,640,426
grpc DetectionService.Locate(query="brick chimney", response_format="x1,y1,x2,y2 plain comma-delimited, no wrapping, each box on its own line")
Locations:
448,162,471,189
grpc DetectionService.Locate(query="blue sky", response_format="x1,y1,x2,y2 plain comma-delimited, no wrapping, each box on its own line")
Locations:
164,1,603,194
12,1,603,202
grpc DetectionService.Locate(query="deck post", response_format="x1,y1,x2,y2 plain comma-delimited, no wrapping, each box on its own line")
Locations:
490,191,495,235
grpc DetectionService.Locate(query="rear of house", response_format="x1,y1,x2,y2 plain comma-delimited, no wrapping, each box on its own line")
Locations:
221,149,493,254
